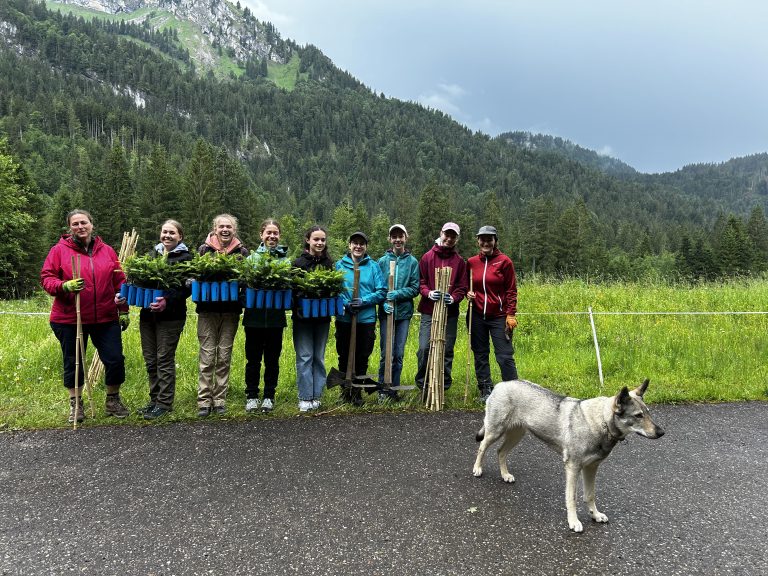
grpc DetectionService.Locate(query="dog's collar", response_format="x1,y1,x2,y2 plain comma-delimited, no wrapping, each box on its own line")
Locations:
603,417,625,442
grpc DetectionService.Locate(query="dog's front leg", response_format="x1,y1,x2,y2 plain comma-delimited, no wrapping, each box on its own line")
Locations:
564,461,583,532
582,462,608,524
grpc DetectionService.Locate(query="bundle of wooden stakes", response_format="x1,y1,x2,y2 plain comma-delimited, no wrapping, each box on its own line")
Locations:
424,266,452,411
87,228,138,386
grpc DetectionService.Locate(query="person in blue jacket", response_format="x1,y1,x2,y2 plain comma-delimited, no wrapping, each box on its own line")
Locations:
334,231,386,406
377,224,419,401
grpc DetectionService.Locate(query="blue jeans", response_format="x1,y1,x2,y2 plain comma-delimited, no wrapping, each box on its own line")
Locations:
415,314,458,389
378,317,411,386
293,320,330,401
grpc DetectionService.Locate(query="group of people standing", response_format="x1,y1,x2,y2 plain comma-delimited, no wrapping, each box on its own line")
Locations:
42,210,519,424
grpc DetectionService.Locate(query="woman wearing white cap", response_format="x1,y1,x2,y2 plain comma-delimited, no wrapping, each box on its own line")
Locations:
466,225,518,402
414,222,468,391
376,224,419,400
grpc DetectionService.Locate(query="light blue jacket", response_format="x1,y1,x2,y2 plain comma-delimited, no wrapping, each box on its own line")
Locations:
377,249,419,321
335,253,386,324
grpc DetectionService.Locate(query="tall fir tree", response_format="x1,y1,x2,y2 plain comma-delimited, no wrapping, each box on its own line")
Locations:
182,138,219,246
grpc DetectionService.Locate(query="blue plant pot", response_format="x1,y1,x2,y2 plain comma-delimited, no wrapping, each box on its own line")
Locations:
283,290,292,309
301,298,311,317
319,299,328,317
211,282,220,301
191,281,200,302
265,290,274,309
201,281,210,302
229,281,239,301
255,289,265,308
119,283,129,301
152,289,164,307
274,290,283,310
127,284,137,306
246,287,256,308
310,299,320,317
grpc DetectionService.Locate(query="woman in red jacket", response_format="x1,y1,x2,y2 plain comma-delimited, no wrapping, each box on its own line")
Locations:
466,225,519,403
41,210,130,423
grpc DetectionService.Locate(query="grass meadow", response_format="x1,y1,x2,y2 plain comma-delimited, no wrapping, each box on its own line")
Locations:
1,279,767,430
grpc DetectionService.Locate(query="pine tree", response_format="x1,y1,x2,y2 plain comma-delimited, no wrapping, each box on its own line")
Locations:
414,180,450,257
181,139,219,245
746,206,768,271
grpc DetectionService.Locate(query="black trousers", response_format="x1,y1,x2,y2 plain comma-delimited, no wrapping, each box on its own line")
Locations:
244,326,284,400
50,321,125,389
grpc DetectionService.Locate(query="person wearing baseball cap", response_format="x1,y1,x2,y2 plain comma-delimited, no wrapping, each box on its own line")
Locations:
414,221,468,392
466,225,519,402
377,224,419,401
334,230,386,406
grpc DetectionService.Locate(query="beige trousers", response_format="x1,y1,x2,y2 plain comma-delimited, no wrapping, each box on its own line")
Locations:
197,312,240,408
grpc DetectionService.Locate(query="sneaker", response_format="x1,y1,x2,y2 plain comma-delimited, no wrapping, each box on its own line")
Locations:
68,398,84,423
197,406,211,418
143,404,171,420
245,398,261,413
105,395,129,418
261,398,274,412
298,400,313,412
311,399,321,410
213,405,227,415
136,401,156,415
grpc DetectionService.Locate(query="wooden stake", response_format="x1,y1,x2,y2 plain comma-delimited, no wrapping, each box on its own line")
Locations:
464,269,473,404
383,260,396,386
425,267,451,411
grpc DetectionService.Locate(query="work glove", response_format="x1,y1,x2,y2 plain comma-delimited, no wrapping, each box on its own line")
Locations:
506,315,517,331
345,303,359,316
383,302,394,315
428,290,442,301
386,290,398,302
118,312,130,331
443,293,454,305
62,278,85,293
350,297,363,309
150,296,167,313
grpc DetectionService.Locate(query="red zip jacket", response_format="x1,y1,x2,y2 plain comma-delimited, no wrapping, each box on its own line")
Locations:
466,248,517,318
41,235,127,324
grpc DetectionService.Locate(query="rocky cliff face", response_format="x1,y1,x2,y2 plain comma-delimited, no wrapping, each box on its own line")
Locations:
53,0,287,67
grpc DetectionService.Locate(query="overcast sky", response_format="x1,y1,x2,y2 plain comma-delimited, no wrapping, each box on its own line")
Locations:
244,0,768,174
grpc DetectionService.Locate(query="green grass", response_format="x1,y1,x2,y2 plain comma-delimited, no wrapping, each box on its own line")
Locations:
2,279,767,430
268,53,304,91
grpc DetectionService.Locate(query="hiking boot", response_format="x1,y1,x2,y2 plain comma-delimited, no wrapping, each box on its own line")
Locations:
261,398,274,413
105,394,129,418
245,398,260,413
136,401,156,415
197,406,211,418
298,400,313,412
213,405,227,415
68,397,84,423
479,385,493,404
143,404,171,420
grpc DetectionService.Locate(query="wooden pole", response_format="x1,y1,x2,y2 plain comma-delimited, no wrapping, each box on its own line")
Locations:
383,260,395,386
346,264,360,383
425,267,451,411
464,270,473,403
89,228,138,386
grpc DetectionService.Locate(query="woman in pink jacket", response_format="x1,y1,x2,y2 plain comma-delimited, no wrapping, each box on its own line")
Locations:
41,210,130,423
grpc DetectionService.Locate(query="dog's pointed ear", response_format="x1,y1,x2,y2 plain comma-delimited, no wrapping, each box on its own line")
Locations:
613,386,630,414
632,378,650,398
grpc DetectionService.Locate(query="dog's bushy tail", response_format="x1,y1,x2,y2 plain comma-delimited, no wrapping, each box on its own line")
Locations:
475,425,485,442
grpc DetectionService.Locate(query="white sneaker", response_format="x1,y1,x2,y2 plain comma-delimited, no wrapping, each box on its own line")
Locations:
298,400,313,412
311,399,321,410
245,398,260,412
261,398,274,412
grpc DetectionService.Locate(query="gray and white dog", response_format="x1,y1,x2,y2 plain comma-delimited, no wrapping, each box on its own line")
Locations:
472,378,665,532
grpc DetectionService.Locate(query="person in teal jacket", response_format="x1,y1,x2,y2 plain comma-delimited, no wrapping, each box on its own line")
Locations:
334,231,386,406
242,219,288,414
377,224,419,401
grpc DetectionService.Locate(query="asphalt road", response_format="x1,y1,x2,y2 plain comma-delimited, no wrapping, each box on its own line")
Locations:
1,402,766,575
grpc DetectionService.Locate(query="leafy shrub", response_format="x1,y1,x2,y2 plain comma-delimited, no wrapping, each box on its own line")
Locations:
187,252,241,281
293,268,345,298
239,254,297,290
122,254,188,289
